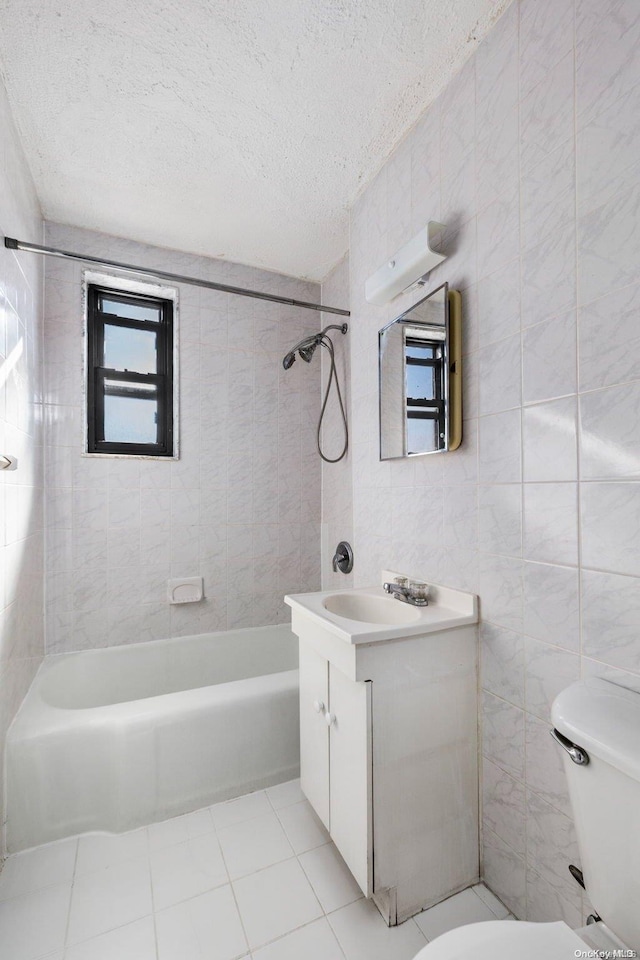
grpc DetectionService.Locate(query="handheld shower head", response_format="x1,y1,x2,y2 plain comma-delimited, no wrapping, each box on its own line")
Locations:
281,324,348,371
282,334,317,369
282,352,296,370
280,322,349,462
298,341,318,363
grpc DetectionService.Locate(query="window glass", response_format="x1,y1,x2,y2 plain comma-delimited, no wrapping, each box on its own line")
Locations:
405,343,435,360
103,323,157,373
406,364,436,401
100,297,161,323
103,385,158,445
407,413,437,454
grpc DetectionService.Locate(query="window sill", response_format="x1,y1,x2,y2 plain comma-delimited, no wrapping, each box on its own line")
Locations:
81,452,179,461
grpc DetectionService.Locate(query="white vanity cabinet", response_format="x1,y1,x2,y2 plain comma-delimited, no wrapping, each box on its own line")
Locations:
299,641,372,894
287,579,479,926
298,641,331,828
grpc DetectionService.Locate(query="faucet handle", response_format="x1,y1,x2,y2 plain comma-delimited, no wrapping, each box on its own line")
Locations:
408,580,429,604
394,576,408,587
332,541,354,574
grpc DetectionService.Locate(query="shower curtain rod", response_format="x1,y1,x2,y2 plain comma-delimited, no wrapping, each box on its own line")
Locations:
4,237,350,317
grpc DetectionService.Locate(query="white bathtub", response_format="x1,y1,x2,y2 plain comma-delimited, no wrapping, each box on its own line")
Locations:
6,624,299,852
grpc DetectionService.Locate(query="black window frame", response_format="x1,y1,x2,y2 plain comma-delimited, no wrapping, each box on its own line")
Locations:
404,336,446,454
87,284,174,457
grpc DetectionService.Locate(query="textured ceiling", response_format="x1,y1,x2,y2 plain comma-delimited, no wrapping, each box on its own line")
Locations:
0,0,511,280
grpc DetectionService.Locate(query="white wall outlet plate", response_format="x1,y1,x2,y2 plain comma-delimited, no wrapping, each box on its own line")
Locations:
167,577,204,604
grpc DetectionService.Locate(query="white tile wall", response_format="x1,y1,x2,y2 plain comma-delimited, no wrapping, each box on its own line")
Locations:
344,0,640,926
0,77,44,851
42,224,322,652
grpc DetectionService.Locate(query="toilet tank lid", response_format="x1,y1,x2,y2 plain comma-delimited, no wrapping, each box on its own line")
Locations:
552,679,640,782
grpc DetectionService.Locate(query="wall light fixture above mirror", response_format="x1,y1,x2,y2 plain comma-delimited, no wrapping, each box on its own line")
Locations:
379,283,462,460
365,222,447,305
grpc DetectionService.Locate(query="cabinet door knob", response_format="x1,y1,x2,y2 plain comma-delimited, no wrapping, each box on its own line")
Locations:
325,712,336,726
313,699,325,714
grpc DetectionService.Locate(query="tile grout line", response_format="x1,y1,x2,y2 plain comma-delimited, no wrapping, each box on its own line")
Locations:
61,837,79,957
211,809,253,960
146,828,160,960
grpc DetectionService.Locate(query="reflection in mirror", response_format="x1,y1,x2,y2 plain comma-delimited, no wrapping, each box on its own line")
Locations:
405,328,446,454
379,283,461,460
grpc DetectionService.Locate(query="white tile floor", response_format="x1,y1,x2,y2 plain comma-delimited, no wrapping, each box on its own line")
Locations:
0,780,511,960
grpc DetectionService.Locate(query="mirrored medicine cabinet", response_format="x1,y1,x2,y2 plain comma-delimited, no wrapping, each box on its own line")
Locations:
378,282,462,460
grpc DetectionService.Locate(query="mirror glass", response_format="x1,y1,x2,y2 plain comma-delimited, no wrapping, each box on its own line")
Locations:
379,283,449,459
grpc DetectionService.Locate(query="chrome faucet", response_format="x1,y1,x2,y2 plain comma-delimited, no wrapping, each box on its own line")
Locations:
383,577,429,606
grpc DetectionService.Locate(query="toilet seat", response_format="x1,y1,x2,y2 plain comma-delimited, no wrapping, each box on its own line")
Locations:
412,919,589,959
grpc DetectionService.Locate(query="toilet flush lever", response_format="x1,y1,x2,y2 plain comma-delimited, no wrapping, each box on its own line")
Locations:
550,728,589,765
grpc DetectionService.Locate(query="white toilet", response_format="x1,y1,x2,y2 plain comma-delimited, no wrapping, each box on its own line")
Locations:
413,677,640,959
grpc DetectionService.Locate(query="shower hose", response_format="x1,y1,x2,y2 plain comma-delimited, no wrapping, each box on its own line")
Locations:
317,335,348,463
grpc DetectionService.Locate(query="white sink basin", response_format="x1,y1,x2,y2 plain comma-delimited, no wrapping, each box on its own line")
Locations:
285,575,478,645
323,592,421,625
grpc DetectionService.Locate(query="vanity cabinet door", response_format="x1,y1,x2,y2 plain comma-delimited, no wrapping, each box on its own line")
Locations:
328,664,373,896
298,640,330,829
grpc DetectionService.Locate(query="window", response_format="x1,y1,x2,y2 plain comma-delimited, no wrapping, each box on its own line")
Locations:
87,285,174,456
404,335,446,455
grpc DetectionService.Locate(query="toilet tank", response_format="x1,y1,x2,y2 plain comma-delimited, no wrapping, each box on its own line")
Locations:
552,679,640,952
